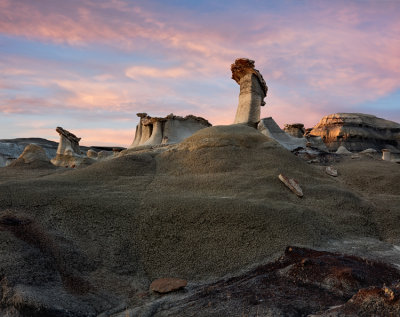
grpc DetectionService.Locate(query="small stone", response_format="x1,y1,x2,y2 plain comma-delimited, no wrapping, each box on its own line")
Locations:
336,145,351,154
325,166,338,177
150,278,187,294
278,174,303,197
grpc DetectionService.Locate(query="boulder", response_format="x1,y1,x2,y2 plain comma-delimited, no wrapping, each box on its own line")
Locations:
129,113,211,148
284,123,305,138
87,149,98,159
150,278,187,294
310,113,400,152
231,58,268,127
336,145,352,154
7,144,54,169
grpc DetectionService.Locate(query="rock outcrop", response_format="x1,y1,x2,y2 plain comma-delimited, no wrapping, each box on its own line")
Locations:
129,113,211,148
258,117,328,152
231,58,268,127
0,138,58,167
310,113,400,152
284,123,305,138
7,144,55,169
51,127,94,167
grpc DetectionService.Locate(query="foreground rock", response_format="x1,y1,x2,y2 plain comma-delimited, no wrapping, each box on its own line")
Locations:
51,127,94,167
120,246,400,316
310,113,400,152
150,278,187,294
231,58,268,127
129,113,211,148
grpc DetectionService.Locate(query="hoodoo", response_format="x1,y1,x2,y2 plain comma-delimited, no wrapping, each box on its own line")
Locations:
231,58,268,127
51,127,93,167
129,113,211,148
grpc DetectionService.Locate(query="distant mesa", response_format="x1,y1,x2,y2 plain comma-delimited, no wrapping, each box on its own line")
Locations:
129,113,212,148
231,58,268,127
310,113,400,153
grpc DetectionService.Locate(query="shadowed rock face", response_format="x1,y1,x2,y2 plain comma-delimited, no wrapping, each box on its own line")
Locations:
231,58,268,127
120,246,400,316
310,113,400,152
129,113,211,148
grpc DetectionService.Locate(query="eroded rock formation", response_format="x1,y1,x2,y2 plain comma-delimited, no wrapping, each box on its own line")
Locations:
129,113,211,148
258,117,328,152
231,58,268,127
7,144,55,169
51,127,94,167
310,113,400,152
284,123,305,138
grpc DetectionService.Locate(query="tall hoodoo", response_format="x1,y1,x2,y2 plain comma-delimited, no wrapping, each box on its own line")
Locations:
231,58,268,127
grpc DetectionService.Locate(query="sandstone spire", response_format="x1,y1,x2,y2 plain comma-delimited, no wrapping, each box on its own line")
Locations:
231,58,268,127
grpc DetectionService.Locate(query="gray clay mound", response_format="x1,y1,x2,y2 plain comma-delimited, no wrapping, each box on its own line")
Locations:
0,124,397,315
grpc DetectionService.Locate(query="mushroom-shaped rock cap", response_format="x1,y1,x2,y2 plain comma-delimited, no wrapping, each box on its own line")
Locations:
231,58,268,97
56,127,81,143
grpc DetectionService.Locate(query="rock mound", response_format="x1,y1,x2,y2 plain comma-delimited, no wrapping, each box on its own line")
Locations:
310,113,400,152
8,144,55,169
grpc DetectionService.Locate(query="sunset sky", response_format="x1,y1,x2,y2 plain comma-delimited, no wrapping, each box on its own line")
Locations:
1,0,399,146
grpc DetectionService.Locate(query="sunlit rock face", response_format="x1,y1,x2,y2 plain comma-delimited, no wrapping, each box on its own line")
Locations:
310,113,400,152
129,113,211,148
231,58,268,127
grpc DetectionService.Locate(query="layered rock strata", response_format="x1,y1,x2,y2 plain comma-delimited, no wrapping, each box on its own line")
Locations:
231,58,268,127
310,113,400,152
129,113,211,148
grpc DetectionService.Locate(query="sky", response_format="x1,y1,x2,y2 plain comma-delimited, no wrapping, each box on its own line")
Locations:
1,0,399,146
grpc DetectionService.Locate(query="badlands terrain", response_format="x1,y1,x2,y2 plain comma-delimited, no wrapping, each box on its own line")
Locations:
0,123,399,316
0,59,399,316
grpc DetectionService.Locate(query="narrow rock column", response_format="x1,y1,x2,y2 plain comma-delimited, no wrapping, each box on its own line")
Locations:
382,149,391,161
143,118,166,146
231,58,268,127
130,113,148,147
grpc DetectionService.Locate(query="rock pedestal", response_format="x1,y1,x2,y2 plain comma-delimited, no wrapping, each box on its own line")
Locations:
231,58,268,127
51,127,93,167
